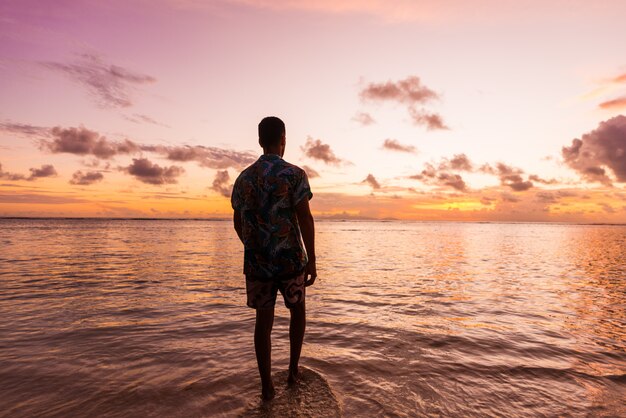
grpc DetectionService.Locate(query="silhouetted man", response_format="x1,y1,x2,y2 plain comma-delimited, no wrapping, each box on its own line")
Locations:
231,116,317,401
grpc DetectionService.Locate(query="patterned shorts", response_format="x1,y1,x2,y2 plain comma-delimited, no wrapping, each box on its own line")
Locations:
246,272,305,310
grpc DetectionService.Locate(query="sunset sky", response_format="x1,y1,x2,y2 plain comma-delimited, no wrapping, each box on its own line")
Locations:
1,0,626,222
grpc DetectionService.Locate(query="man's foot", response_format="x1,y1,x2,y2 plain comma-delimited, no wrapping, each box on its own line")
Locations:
287,366,299,385
261,382,275,401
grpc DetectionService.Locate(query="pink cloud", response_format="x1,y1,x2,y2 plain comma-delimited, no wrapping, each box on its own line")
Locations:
122,158,184,185
211,170,232,197
70,171,104,185
599,97,626,110
409,162,468,192
41,54,155,108
352,112,376,126
360,76,447,130
381,139,417,153
561,115,626,185
612,73,626,83
480,162,534,191
301,137,346,165
44,126,139,159
302,165,320,178
0,162,26,181
362,173,381,189
361,76,438,104
28,165,57,180
439,153,473,171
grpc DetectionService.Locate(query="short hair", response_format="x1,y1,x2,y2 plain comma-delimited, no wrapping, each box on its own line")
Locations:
258,116,285,148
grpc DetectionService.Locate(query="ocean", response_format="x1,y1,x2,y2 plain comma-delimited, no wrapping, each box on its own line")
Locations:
0,219,624,417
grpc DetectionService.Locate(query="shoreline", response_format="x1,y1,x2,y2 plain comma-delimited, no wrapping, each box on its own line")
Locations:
1,216,625,226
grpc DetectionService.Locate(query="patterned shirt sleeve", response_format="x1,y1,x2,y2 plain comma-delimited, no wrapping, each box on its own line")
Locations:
292,169,313,207
231,176,243,211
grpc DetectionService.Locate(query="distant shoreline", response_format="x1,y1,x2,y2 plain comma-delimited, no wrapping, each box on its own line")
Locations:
0,217,624,226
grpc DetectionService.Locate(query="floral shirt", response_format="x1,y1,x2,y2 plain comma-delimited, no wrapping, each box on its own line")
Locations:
231,154,313,279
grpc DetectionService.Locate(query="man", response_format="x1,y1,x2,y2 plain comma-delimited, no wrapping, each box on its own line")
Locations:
231,116,317,401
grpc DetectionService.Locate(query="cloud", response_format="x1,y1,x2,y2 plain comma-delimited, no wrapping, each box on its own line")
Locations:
301,137,346,165
409,162,436,180
534,190,578,204
28,165,57,180
122,158,184,185
409,162,468,191
480,162,534,191
43,126,139,159
501,192,521,203
502,175,533,191
435,172,467,191
598,202,616,213
0,163,26,181
409,154,475,191
69,170,104,185
439,153,473,171
362,173,381,189
599,97,626,110
407,108,448,130
41,54,156,108
361,76,438,104
528,174,558,185
26,123,257,169
360,76,448,130
561,115,626,185
0,192,88,204
352,112,375,126
612,73,626,83
211,170,232,197
480,196,496,206
123,113,169,127
302,165,320,179
0,121,48,137
381,139,417,153
142,144,256,169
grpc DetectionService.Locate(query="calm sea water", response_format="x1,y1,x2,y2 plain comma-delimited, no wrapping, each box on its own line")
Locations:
0,219,624,417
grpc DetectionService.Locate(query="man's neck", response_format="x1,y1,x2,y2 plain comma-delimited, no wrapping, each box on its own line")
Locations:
263,148,282,157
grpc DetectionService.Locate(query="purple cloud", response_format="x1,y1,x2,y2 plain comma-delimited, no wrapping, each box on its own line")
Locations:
28,165,57,180
70,171,104,185
142,144,256,169
301,137,345,165
0,163,26,181
360,76,448,130
480,162,534,191
41,54,155,108
381,139,417,153
302,165,320,179
362,173,381,189
562,115,626,185
211,170,232,197
43,126,139,159
122,158,184,185
352,112,376,126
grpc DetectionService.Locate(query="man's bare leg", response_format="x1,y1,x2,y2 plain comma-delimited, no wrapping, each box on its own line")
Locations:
255,307,275,400
288,300,306,384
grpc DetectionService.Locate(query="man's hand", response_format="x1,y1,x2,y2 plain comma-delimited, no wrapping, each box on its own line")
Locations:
304,258,317,287
296,197,316,287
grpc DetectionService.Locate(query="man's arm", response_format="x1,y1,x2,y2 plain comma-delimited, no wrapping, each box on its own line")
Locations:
295,197,316,287
233,209,244,243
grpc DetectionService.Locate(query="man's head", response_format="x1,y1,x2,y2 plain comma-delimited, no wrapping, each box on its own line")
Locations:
258,116,286,155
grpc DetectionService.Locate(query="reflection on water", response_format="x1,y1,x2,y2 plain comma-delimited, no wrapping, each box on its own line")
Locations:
0,219,624,417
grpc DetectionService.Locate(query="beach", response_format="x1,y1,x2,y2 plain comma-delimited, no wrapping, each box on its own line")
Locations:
1,219,624,417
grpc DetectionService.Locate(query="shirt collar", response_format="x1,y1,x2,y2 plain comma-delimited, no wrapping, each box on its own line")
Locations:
260,154,282,161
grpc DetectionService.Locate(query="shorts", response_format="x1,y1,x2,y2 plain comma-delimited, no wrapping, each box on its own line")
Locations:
246,272,305,310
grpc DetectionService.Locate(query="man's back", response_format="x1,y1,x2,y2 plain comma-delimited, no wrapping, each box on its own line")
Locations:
232,116,316,401
231,154,312,279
